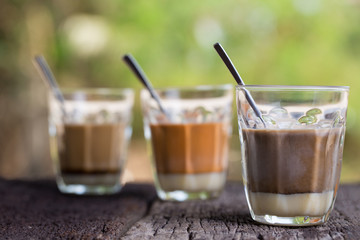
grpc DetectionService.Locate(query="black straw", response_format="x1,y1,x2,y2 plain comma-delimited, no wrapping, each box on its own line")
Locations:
122,54,167,115
213,43,266,126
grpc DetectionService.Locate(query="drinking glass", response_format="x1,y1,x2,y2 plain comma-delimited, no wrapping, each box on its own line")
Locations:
49,88,134,195
141,84,233,201
236,85,349,226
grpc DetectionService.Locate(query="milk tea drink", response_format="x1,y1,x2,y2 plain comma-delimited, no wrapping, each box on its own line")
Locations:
236,85,349,226
141,85,233,201
60,123,126,185
242,128,342,217
49,88,134,195
150,122,228,193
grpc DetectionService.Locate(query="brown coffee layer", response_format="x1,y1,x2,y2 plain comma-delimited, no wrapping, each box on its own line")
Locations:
150,122,229,174
60,123,125,173
243,128,343,194
61,169,120,174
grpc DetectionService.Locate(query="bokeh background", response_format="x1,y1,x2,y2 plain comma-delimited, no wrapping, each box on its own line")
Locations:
0,0,359,183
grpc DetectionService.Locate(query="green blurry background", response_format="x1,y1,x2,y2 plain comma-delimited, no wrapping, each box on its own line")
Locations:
0,0,359,182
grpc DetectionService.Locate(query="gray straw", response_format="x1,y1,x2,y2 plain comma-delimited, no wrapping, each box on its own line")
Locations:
123,54,168,116
33,55,66,116
213,43,266,127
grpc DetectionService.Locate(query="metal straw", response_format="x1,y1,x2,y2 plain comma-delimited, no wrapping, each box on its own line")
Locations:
213,43,266,126
122,54,168,116
33,55,66,116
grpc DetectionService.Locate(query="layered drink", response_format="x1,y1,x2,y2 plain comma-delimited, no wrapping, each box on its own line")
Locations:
236,85,349,226
49,88,134,195
150,122,228,193
241,128,342,218
141,84,233,201
59,123,126,187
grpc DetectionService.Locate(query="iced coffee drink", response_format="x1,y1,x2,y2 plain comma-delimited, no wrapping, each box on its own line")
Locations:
142,85,233,201
150,122,228,193
49,88,134,195
237,85,349,226
243,128,342,217
59,123,126,187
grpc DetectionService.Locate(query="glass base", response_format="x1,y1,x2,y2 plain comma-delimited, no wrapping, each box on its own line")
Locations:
251,213,329,226
157,189,222,201
56,173,121,195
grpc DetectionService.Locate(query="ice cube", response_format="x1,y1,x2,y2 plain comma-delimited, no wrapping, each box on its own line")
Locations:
269,107,288,119
195,106,213,122
290,112,304,119
155,113,168,123
248,119,256,128
277,119,297,129
70,109,84,123
246,108,269,128
318,120,333,128
262,115,277,126
95,109,111,123
291,122,305,129
148,109,161,123
324,108,341,120
247,108,257,120
214,106,228,121
183,109,199,123
115,112,126,122
291,121,316,129
85,114,97,123
255,118,265,128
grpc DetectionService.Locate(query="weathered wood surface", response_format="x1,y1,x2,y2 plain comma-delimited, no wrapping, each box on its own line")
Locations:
0,178,359,239
0,178,156,239
123,183,360,240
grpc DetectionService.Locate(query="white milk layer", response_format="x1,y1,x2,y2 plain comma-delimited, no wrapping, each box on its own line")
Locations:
248,191,334,217
158,172,226,192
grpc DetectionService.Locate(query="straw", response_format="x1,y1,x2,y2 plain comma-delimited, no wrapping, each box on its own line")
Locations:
122,54,168,116
213,43,266,126
33,55,66,116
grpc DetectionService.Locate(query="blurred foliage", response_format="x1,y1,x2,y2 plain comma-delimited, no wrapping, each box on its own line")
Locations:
1,0,360,181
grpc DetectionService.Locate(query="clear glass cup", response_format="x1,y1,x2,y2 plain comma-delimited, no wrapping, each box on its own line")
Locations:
141,84,233,201
236,85,349,226
48,88,134,195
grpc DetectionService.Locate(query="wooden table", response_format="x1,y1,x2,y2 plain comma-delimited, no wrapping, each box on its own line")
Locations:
0,178,359,239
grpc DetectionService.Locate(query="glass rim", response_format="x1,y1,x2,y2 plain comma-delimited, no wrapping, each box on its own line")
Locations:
61,88,134,95
235,85,349,91
142,84,233,93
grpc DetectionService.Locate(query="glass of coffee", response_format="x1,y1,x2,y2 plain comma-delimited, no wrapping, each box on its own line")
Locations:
236,85,349,226
141,84,233,201
49,88,134,195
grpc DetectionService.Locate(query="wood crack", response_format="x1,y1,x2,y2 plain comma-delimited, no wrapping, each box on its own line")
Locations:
102,223,107,233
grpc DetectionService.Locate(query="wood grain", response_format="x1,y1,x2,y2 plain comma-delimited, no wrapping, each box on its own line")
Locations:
0,178,359,239
123,183,360,240
0,178,156,239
